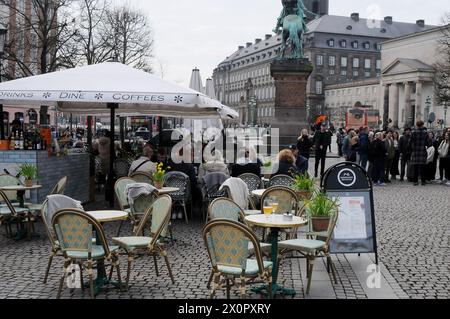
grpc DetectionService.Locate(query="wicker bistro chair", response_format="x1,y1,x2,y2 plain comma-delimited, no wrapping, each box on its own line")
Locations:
130,171,154,185
260,186,300,241
41,199,63,284
201,173,229,221
27,176,68,212
114,158,131,179
203,219,273,299
0,190,31,238
52,209,122,299
238,173,263,209
206,198,272,289
0,174,33,208
112,195,174,289
278,209,339,294
114,178,136,236
164,171,191,224
268,175,295,189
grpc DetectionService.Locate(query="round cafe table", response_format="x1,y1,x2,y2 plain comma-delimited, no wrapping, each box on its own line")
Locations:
156,187,180,195
251,189,265,199
86,210,129,294
0,184,42,208
245,214,308,297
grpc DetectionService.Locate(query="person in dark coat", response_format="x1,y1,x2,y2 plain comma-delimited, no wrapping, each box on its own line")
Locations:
399,128,412,182
384,131,396,183
313,123,329,178
390,131,401,180
297,128,313,167
358,127,370,170
410,121,428,186
370,132,387,185
271,149,298,178
230,148,262,177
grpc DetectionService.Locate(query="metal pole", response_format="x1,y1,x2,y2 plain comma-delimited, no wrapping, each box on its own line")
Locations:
119,117,125,147
0,103,4,140
87,116,95,202
107,103,118,207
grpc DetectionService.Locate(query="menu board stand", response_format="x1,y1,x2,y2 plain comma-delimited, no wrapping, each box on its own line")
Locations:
321,162,379,265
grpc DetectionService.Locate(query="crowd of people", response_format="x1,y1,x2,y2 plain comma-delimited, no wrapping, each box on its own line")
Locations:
336,122,450,187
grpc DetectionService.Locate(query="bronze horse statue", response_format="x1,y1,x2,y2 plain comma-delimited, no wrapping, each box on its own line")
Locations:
273,0,317,59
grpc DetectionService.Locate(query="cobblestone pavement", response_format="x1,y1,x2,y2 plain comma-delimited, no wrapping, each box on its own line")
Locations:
1,154,448,299
0,216,368,299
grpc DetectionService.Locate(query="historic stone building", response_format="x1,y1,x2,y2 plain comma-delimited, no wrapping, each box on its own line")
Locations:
381,26,449,129
324,78,381,128
213,10,435,126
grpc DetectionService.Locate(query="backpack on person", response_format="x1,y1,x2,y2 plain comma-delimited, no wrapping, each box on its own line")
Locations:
438,141,449,158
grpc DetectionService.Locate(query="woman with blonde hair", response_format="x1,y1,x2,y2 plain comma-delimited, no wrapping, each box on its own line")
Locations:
271,149,298,178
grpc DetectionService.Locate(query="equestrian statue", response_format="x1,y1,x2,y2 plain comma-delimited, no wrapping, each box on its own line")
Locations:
273,0,318,59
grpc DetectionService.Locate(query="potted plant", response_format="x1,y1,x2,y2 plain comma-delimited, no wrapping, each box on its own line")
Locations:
293,173,316,200
18,164,38,187
305,191,339,232
152,163,166,189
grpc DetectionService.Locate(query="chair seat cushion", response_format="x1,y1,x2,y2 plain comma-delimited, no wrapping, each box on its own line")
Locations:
278,239,326,252
248,242,271,254
244,210,261,216
26,204,43,211
112,236,153,250
66,245,119,259
0,207,29,215
218,259,272,276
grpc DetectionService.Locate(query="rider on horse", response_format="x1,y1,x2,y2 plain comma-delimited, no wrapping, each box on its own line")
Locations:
273,0,319,59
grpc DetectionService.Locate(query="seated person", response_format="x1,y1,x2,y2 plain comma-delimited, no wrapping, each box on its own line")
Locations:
271,149,299,178
197,150,229,182
291,146,309,175
168,147,197,190
230,147,262,177
128,144,157,176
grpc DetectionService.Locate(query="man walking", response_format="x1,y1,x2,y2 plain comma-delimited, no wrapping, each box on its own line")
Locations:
384,131,395,183
410,121,428,186
336,128,345,157
399,128,412,182
313,122,329,178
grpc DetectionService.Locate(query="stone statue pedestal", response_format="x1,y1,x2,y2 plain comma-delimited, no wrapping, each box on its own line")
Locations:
270,58,313,149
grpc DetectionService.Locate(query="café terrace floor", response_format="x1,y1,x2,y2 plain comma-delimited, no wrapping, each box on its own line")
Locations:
0,190,403,300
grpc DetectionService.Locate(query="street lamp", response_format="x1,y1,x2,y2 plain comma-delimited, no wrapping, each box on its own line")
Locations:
0,27,8,140
425,96,431,127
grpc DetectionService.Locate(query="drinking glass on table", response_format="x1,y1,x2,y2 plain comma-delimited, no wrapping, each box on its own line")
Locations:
263,198,273,219
271,198,279,214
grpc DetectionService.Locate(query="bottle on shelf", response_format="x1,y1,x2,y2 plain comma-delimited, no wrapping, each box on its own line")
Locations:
19,132,24,150
14,132,20,150
9,134,15,150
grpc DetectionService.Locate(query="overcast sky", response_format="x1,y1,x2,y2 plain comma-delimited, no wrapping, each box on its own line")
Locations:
114,0,448,87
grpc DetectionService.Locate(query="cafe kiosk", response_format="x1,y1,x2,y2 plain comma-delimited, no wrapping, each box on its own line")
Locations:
321,162,379,265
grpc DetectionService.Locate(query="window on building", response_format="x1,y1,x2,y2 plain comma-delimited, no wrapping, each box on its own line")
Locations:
329,69,335,75
315,80,323,95
353,70,359,77
352,41,358,49
376,59,382,70
329,56,336,67
353,58,360,68
363,42,370,49
341,56,348,67
365,71,371,78
340,40,347,48
327,39,335,47
364,59,371,69
341,70,347,76
377,44,382,51
316,55,323,66
356,88,361,95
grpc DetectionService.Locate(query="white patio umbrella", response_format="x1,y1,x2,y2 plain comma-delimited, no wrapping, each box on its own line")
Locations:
0,62,238,206
0,62,238,119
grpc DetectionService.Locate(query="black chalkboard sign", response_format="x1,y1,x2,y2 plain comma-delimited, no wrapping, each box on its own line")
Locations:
321,162,378,264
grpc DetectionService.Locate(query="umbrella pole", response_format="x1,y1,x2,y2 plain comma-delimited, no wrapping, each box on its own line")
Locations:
107,103,118,208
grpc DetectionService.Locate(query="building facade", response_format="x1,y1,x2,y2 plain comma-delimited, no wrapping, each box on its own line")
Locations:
324,78,381,128
1,0,57,132
213,11,435,126
381,26,449,129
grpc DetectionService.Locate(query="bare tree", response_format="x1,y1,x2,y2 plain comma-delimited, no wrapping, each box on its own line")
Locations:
0,0,78,78
102,5,154,72
434,14,450,107
71,0,115,65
